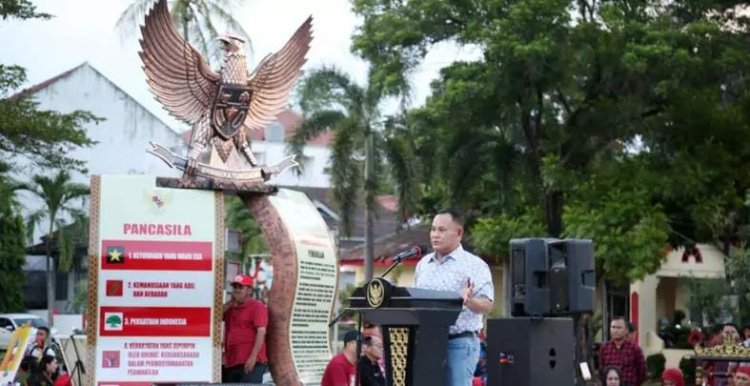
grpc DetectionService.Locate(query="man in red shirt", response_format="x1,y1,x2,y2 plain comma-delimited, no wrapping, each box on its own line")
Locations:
321,331,359,386
223,274,268,383
599,317,646,386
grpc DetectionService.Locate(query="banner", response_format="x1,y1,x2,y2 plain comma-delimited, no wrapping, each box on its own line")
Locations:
0,326,34,385
268,189,338,384
88,175,223,386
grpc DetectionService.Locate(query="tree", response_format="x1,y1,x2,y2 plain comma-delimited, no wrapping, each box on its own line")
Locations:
116,0,252,65
1,0,50,20
351,0,750,285
288,67,407,281
0,167,26,312
225,194,267,267
352,0,750,378
1,0,96,318
21,170,89,325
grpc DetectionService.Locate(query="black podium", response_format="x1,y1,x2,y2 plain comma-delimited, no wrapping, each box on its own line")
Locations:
348,278,463,386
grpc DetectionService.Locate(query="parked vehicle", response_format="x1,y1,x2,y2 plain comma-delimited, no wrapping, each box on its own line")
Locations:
0,313,50,350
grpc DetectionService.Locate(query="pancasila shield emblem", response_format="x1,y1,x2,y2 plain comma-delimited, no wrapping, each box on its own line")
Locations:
211,84,253,140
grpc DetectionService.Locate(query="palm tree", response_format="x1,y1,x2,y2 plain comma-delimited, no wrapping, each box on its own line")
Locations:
288,67,415,281
116,0,252,65
22,171,89,326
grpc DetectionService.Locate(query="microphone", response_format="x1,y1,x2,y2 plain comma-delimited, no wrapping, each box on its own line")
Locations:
392,246,422,262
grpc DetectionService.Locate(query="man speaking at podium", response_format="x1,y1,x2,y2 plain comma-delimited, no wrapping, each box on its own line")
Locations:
414,209,494,386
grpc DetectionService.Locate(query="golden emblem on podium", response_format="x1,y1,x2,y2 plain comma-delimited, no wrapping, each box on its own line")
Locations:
367,279,385,308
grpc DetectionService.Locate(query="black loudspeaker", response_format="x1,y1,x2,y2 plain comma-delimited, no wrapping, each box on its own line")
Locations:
510,238,596,316
547,242,569,314
564,239,595,314
509,238,550,317
486,318,576,386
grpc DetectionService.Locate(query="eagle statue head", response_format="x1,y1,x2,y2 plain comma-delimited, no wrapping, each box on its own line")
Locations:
217,33,245,53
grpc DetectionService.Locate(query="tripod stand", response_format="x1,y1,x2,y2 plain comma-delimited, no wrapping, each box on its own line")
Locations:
67,335,86,386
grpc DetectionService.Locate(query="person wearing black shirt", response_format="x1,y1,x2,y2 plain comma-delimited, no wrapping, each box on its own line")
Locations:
358,335,385,386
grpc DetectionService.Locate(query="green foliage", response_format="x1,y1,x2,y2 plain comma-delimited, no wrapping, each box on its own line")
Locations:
562,159,670,285
687,278,732,326
0,65,98,173
336,283,357,320
289,66,391,237
472,209,546,262
225,195,268,264
725,246,750,323
69,280,88,314
0,170,26,312
646,353,666,380
0,0,51,20
351,0,750,286
686,246,750,327
116,0,253,66
22,170,89,273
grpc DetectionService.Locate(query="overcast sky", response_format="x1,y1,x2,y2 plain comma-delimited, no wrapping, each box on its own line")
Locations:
0,0,481,132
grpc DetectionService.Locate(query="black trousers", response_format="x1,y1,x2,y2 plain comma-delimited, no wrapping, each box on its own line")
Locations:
222,363,268,384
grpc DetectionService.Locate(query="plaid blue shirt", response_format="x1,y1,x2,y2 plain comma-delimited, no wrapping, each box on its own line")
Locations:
414,245,494,335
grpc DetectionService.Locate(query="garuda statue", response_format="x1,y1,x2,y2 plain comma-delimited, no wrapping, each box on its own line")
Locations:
141,0,311,185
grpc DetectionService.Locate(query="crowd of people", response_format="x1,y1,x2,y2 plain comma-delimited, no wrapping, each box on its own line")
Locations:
11,327,72,386
690,322,750,386
598,317,750,386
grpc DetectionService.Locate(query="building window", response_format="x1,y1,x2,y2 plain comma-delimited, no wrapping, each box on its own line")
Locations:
55,272,68,301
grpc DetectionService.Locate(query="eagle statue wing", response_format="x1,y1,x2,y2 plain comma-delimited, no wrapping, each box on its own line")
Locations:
139,0,219,125
243,17,313,132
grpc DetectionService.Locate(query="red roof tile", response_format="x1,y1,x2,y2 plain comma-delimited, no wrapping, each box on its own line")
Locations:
341,226,430,263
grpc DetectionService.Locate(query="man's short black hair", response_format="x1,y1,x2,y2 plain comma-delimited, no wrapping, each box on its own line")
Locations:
724,322,739,330
611,316,627,324
436,208,464,227
38,326,50,334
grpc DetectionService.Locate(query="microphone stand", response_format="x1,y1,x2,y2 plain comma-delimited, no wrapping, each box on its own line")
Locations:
329,250,422,326
328,309,348,327
380,257,405,279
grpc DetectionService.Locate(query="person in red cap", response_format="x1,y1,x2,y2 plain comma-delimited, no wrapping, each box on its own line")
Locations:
735,366,750,386
661,368,684,386
222,274,268,383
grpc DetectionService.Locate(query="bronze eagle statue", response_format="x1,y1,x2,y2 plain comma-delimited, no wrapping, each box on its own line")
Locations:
140,0,312,179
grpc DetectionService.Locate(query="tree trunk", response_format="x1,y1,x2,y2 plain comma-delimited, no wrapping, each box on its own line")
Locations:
364,132,375,282
545,190,563,237
46,220,55,327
